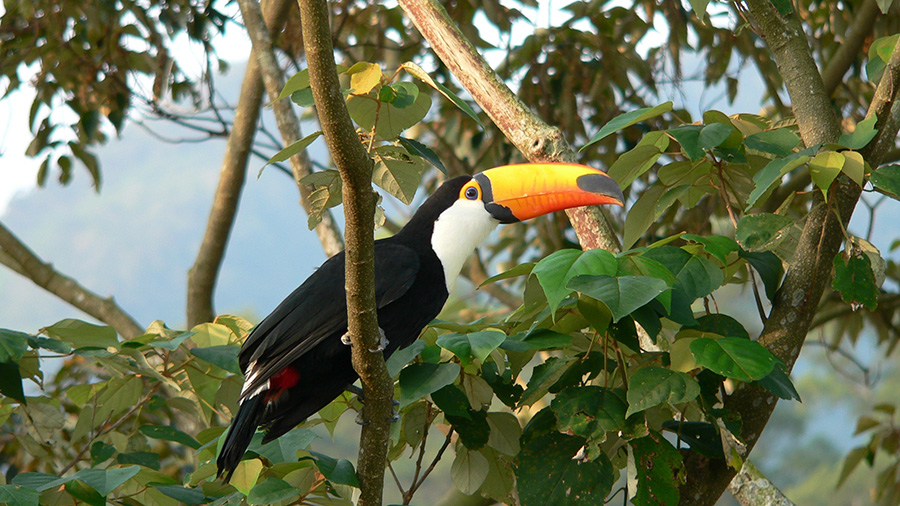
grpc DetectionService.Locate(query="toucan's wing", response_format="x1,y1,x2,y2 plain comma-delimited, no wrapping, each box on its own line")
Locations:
236,241,419,397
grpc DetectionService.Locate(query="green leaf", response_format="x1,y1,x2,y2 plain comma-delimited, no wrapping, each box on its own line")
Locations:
0,329,29,362
401,62,484,127
567,275,669,322
690,337,780,382
809,150,845,199
116,451,161,470
389,82,419,108
275,69,310,102
0,485,39,506
688,0,712,16
842,150,865,186
607,132,669,188
90,441,116,466
739,250,784,302
631,434,684,506
479,262,534,286
139,425,201,449
451,448,489,494
869,164,900,200
310,451,360,487
373,146,426,204
520,357,569,406
552,386,628,439
768,0,793,14
500,329,572,352
190,345,241,374
623,184,666,249
582,102,673,151
398,137,446,174
744,128,800,157
532,249,617,315
149,331,194,350
735,213,794,252
626,367,700,417
867,35,899,82
681,234,740,265
347,85,433,139
431,385,472,420
248,478,298,505
385,340,425,377
65,480,105,506
72,466,140,496
685,314,750,339
486,412,521,456
265,131,322,166
152,485,208,505
758,364,801,401
252,428,316,464
698,123,734,150
837,446,868,488
0,362,25,403
436,330,506,365
399,362,460,408
516,432,614,506
11,473,71,491
43,319,118,350
641,247,724,301
832,253,878,311
746,152,811,209
839,115,878,149
290,88,314,107
667,125,705,161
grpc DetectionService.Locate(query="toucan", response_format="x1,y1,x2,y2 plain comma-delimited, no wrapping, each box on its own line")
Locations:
216,162,624,480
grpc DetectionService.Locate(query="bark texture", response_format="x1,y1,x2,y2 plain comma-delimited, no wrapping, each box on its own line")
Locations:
299,1,393,505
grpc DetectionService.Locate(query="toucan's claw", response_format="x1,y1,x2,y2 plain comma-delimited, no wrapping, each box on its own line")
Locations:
355,412,370,426
369,328,388,353
341,333,352,346
388,406,400,423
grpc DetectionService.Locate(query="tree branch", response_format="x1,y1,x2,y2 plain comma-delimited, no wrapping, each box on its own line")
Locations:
299,1,392,505
236,0,344,257
0,220,143,339
677,2,900,504
821,0,879,96
186,0,290,327
728,460,795,506
397,0,621,253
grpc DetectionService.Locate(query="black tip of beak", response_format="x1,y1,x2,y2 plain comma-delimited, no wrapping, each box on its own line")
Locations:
577,173,626,204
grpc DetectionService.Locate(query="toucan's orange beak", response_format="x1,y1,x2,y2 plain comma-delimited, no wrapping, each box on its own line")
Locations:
467,163,625,223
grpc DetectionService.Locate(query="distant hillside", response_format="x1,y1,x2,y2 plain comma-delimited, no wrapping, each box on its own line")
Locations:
0,62,331,334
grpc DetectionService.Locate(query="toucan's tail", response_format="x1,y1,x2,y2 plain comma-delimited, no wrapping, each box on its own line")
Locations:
216,394,264,482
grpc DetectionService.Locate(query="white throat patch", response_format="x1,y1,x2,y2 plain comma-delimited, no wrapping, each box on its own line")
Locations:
431,199,499,292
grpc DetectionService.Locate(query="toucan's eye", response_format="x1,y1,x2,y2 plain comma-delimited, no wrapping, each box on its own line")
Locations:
465,186,479,200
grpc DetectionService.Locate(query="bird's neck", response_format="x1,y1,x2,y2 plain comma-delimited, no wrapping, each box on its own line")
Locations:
429,200,499,292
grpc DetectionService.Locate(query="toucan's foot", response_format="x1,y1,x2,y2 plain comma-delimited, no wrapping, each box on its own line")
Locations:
388,405,400,423
346,384,364,400
355,412,370,426
341,332,352,346
369,328,389,353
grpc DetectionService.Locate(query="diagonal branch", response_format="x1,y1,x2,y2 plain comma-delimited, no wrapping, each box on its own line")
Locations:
236,0,344,257
186,0,289,327
397,0,621,253
0,220,143,339
821,0,880,96
299,1,392,505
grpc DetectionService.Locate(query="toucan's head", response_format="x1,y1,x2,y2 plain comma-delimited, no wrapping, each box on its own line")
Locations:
414,162,624,291
462,162,624,223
